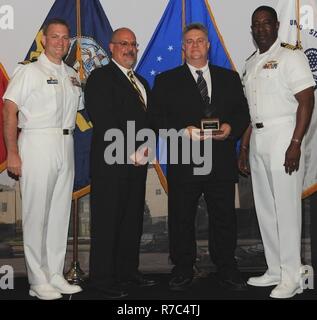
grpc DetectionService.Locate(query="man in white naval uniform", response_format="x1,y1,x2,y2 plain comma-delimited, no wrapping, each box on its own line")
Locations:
239,6,315,299
3,19,82,300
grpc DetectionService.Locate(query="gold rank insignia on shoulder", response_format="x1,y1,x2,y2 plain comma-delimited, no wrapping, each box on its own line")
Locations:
18,61,30,65
263,60,278,69
246,50,256,61
18,58,38,65
281,42,298,50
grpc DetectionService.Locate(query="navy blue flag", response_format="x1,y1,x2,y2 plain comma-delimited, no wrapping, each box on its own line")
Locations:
25,0,113,194
136,0,234,191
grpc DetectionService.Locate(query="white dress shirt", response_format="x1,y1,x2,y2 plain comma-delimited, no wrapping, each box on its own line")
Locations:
187,61,212,100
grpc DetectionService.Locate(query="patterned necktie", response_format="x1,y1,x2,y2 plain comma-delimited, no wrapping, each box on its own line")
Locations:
196,70,210,105
127,71,146,111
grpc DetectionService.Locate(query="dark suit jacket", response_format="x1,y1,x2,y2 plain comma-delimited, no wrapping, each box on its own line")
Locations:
151,63,250,183
85,61,151,181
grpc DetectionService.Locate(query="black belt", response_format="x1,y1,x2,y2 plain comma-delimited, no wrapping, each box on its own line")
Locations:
255,123,264,129
63,129,73,135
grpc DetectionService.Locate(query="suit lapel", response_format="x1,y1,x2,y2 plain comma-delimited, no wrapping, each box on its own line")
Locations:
182,63,222,117
183,63,219,103
136,73,151,107
182,64,205,105
109,61,135,93
209,64,216,103
182,64,214,116
109,61,148,110
209,64,223,115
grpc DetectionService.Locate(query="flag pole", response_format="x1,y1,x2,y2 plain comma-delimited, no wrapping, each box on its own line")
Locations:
65,0,85,284
65,197,85,284
76,0,84,80
182,0,186,63
151,0,187,195
182,0,186,31
204,0,236,70
296,0,302,49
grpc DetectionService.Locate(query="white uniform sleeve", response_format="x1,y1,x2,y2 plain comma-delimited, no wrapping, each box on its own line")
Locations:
284,50,315,95
3,65,32,109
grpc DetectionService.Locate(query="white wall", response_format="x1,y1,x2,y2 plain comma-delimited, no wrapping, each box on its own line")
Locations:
0,0,278,76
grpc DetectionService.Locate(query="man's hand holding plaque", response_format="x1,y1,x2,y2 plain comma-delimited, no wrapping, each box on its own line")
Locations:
211,123,232,140
185,125,208,141
200,118,223,137
200,98,224,137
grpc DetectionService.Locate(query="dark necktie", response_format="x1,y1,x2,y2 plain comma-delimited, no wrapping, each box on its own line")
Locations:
127,71,146,111
196,70,210,105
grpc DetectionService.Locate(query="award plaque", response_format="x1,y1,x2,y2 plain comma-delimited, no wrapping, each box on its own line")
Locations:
200,95,223,135
201,118,220,131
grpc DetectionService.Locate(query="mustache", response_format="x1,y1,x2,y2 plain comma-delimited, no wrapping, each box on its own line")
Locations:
124,51,136,57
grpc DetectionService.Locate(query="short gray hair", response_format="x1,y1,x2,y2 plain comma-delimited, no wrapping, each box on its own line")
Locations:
182,23,208,41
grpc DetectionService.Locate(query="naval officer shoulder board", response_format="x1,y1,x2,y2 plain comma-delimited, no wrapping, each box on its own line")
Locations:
281,42,298,50
18,57,38,65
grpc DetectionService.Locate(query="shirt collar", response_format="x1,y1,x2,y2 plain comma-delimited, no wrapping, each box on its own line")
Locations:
256,38,280,58
187,61,209,74
112,58,133,76
38,52,67,75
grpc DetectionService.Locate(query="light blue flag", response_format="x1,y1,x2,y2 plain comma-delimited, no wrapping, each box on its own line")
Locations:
136,0,234,189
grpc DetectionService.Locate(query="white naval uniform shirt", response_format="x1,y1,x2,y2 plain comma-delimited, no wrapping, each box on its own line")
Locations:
3,52,82,129
242,39,315,124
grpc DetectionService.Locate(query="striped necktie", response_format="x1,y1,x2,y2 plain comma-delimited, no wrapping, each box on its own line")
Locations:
196,70,210,105
127,71,146,111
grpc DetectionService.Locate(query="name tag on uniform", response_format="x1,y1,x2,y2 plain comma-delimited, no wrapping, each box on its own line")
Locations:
47,77,58,84
70,76,81,88
263,60,278,69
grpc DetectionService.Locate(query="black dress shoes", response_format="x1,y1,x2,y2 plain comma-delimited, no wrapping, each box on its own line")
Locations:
121,273,158,287
217,272,247,291
169,275,193,291
93,286,129,299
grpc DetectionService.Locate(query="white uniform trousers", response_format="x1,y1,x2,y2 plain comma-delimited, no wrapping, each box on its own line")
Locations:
18,129,74,285
249,119,304,284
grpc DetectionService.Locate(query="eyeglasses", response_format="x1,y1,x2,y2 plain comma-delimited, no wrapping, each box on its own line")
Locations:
184,38,207,46
111,41,139,48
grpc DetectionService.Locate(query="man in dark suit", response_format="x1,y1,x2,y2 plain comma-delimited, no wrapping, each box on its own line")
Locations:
151,23,250,291
85,28,156,299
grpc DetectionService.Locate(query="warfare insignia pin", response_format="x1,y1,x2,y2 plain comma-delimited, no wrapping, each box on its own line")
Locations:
263,60,278,69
